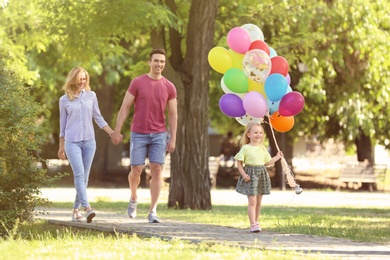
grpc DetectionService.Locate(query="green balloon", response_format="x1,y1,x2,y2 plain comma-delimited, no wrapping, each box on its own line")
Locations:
223,68,249,94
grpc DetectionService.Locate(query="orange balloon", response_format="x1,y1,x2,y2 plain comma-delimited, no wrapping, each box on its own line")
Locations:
270,112,294,132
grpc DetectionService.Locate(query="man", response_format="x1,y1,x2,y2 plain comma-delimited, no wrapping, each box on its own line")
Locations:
111,49,178,223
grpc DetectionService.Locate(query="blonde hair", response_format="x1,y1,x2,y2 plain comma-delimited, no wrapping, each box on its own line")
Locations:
240,122,265,147
63,67,91,100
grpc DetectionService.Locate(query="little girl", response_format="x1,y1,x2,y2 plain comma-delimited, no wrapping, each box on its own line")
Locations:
234,122,283,233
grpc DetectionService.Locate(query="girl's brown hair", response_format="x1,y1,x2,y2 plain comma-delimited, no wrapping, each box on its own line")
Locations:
63,67,91,100
240,122,265,147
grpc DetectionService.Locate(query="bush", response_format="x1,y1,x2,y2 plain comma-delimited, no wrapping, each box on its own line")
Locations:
0,53,58,236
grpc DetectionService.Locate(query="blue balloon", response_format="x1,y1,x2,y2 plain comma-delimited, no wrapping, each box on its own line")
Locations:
269,47,277,58
264,73,288,102
266,98,280,115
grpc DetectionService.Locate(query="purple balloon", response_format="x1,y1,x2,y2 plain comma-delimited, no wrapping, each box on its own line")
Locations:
219,93,246,117
279,91,305,116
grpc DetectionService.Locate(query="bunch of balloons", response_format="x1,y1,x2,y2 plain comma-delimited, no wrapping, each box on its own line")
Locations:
208,24,305,132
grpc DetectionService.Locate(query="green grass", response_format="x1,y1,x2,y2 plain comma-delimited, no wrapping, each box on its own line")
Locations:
0,221,321,260
1,200,389,260
51,200,390,244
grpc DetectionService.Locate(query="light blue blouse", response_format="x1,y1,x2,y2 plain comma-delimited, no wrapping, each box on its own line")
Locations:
59,90,108,142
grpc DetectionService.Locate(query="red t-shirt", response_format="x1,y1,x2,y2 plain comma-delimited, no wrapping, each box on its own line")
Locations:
128,74,177,133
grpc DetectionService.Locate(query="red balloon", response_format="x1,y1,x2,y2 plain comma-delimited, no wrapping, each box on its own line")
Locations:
249,40,270,56
270,56,289,76
279,91,305,116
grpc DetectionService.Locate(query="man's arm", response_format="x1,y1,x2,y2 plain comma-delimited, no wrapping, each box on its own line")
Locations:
111,91,135,145
166,98,178,153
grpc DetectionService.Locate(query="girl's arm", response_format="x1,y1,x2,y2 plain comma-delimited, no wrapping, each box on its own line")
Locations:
237,161,250,182
264,151,283,167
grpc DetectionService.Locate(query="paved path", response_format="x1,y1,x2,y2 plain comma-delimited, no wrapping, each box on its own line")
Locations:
36,188,390,259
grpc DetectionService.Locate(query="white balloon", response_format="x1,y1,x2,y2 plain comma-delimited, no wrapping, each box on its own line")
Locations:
235,114,264,126
241,23,265,42
242,49,271,83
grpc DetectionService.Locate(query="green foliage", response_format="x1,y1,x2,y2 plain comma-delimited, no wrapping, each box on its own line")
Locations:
294,0,390,148
210,0,390,152
0,52,61,236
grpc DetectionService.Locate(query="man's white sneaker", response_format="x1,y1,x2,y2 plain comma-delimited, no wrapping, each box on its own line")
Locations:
148,212,160,223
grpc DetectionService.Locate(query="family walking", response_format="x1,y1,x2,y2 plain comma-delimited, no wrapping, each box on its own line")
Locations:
57,48,292,233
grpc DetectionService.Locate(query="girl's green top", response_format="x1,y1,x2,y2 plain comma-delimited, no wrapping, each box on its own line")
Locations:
234,144,271,166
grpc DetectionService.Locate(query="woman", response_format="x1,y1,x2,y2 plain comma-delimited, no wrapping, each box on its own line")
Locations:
57,67,116,223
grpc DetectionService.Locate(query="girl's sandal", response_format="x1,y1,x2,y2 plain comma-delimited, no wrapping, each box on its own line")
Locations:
250,223,261,233
72,210,85,222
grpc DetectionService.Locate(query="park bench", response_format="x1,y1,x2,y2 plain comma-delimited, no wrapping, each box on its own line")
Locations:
145,155,220,188
336,163,387,192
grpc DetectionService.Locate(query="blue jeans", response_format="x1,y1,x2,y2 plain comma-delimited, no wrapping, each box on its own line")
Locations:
65,139,96,209
130,132,167,165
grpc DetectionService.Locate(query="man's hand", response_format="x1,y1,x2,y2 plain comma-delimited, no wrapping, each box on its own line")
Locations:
166,139,176,153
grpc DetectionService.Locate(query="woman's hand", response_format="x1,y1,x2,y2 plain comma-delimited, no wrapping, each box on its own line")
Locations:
58,148,66,160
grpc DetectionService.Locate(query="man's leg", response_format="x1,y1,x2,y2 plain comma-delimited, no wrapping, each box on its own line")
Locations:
129,165,144,201
127,132,147,218
149,162,163,213
147,132,167,223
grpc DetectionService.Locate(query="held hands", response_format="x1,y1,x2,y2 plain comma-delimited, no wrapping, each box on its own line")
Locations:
111,132,124,145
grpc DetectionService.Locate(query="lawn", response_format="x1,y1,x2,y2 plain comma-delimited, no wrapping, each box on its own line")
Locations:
1,192,389,259
51,200,389,244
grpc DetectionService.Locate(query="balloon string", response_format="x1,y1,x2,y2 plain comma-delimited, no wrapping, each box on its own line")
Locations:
265,115,298,189
266,115,281,152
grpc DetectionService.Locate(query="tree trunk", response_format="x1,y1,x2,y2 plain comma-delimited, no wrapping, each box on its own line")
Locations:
156,0,218,210
90,70,117,183
355,130,373,164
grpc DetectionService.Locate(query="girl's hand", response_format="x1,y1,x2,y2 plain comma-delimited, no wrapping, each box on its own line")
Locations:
242,174,250,182
277,151,284,159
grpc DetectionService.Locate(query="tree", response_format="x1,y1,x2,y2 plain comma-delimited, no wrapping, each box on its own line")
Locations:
0,1,58,235
4,0,218,209
0,51,61,235
157,0,218,209
294,0,390,162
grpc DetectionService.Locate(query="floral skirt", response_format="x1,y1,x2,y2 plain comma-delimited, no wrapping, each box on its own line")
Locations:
236,165,271,196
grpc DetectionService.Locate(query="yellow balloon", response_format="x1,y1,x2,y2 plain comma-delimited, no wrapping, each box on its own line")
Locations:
228,49,244,69
208,47,233,74
248,79,266,98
